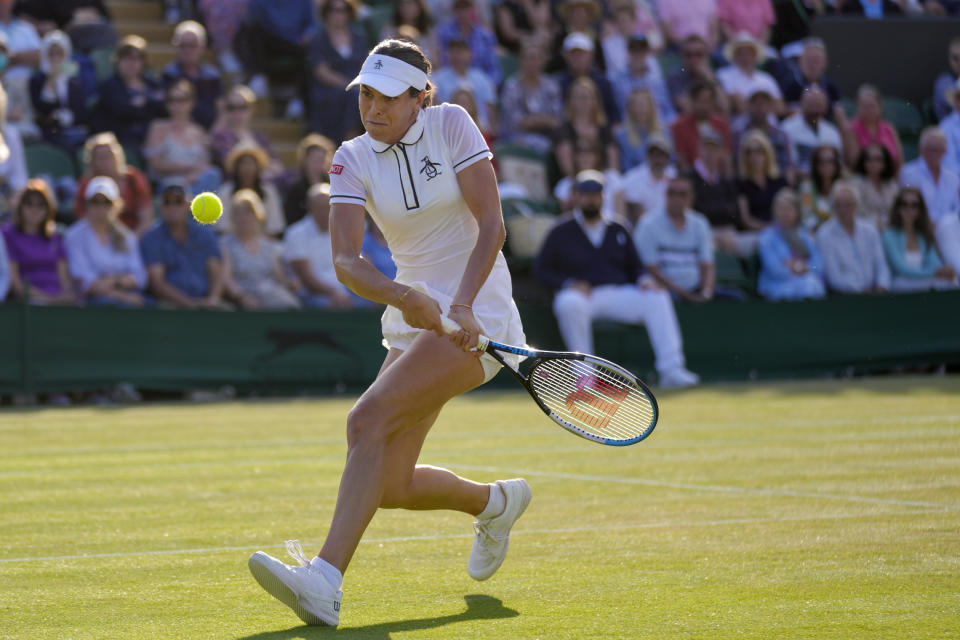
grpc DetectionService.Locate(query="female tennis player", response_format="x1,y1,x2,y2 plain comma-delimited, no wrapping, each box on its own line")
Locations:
248,39,530,627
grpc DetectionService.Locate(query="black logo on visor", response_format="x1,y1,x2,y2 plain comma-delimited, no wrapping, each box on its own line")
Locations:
420,156,442,181
374,59,383,69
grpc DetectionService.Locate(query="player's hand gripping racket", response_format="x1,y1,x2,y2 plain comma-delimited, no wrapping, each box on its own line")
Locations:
441,317,658,446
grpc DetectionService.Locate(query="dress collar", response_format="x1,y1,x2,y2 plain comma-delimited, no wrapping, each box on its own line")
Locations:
367,109,426,153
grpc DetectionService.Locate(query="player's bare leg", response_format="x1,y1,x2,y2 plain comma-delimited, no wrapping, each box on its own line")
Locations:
317,329,487,571
248,331,529,627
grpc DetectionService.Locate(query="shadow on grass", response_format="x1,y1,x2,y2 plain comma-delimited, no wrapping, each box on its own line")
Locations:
237,594,519,639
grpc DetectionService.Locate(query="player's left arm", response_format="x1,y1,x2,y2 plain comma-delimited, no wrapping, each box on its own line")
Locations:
450,157,505,351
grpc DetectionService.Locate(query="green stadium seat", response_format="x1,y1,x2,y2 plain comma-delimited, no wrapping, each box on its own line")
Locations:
921,98,937,126
714,249,750,293
25,143,77,179
493,142,551,201
501,197,559,265
89,46,114,82
901,138,918,163
362,4,394,46
498,52,518,82
839,97,856,118
657,51,683,77
122,145,147,172
882,97,924,139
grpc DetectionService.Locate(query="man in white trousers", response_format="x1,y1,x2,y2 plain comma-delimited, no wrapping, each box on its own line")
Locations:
534,170,700,389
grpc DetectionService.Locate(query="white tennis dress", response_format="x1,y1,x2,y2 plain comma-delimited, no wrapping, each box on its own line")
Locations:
328,103,525,381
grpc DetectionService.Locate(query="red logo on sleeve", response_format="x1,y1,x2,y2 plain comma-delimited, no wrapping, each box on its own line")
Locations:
329,164,344,175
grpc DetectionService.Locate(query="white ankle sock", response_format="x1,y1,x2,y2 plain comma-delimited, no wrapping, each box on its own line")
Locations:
310,556,343,587
477,483,506,520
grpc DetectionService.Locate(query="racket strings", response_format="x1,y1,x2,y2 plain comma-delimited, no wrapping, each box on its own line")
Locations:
529,359,655,441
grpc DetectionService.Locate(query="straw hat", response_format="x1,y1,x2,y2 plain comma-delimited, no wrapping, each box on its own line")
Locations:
723,32,766,65
559,0,601,23
225,142,270,173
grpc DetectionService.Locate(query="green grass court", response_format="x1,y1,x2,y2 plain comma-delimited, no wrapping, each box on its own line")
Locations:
2,378,959,639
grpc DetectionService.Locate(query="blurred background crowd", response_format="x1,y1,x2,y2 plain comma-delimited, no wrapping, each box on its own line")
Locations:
1,0,959,326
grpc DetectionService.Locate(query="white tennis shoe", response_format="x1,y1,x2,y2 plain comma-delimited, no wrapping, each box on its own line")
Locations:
248,541,342,627
468,478,532,581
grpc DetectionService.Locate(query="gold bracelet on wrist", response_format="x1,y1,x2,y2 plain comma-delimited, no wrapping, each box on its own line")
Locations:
397,286,413,306
450,303,472,310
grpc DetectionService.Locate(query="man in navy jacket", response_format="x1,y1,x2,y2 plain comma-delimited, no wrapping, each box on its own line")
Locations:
534,170,699,388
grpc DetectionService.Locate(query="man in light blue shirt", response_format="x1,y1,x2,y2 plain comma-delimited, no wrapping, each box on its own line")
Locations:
815,182,890,294
140,180,225,309
612,35,675,127
901,127,960,225
901,126,960,272
431,37,497,132
635,175,715,302
939,79,960,174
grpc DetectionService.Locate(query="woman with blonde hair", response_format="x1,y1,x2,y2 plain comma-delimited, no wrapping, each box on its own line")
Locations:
75,132,153,234
615,86,667,171
554,76,619,177
221,189,300,309
736,129,788,230
64,175,147,306
143,79,222,195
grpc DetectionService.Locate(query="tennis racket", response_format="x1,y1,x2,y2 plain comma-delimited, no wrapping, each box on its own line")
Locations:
441,317,658,446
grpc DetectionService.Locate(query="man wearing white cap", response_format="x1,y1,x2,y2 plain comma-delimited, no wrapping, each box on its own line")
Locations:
248,38,529,629
558,31,620,124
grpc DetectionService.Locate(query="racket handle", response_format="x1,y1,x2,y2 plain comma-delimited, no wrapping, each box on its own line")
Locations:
440,315,490,351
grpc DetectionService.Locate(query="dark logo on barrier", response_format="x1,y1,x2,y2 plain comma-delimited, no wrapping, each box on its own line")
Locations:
374,59,383,70
420,155,442,181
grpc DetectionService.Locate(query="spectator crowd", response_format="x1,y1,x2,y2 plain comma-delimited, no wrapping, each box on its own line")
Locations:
2,0,960,394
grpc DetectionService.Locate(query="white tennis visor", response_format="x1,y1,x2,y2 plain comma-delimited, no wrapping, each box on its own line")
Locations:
346,53,428,97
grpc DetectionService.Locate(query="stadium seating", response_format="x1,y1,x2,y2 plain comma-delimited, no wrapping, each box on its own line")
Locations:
25,144,78,180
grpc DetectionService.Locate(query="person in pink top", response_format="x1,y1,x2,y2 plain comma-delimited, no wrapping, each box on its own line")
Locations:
717,0,775,45
844,84,903,170
657,0,718,50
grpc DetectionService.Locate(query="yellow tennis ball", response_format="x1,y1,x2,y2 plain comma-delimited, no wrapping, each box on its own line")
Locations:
191,192,223,224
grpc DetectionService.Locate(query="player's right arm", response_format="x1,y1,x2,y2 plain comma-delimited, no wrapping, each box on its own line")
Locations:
330,202,443,335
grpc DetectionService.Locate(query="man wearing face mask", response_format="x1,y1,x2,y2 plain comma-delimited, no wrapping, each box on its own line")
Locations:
534,170,700,388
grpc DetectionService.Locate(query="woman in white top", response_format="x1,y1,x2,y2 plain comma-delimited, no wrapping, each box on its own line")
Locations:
247,39,529,629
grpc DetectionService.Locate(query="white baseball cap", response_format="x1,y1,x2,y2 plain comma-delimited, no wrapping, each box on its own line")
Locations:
85,175,120,202
563,32,595,53
346,53,428,98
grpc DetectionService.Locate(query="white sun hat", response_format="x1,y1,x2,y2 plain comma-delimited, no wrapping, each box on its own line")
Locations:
346,53,428,98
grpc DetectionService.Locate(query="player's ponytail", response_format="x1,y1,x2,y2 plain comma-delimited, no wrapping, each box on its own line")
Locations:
371,39,434,106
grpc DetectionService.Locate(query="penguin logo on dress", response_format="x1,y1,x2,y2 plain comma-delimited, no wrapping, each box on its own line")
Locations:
420,156,442,181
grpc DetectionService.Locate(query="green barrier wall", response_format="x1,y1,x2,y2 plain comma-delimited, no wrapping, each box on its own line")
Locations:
1,291,958,395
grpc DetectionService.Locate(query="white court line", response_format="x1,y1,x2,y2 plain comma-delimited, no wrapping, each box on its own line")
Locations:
3,413,959,460
4,430,958,479
442,463,960,511
0,508,946,564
